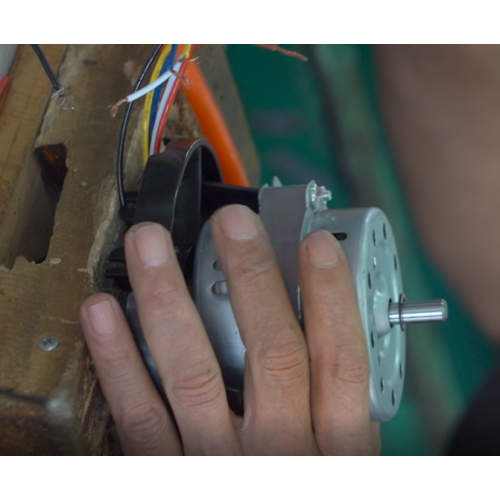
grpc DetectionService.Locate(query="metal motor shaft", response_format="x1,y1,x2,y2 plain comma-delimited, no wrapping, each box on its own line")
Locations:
389,299,448,327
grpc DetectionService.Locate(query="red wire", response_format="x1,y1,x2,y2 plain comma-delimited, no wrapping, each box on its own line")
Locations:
0,76,9,100
153,57,189,154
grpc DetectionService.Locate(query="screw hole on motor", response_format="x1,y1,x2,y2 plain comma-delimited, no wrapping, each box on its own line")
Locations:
372,230,377,246
332,232,347,241
383,223,387,240
380,379,385,393
399,363,403,378
368,272,372,289
370,331,375,348
394,255,398,271
212,281,228,296
392,390,396,406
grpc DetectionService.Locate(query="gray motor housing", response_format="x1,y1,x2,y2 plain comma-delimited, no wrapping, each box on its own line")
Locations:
194,180,406,422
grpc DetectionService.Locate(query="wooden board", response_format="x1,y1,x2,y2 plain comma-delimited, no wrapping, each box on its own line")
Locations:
0,44,260,454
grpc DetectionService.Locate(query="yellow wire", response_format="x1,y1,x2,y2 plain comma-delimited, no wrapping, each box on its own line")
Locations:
182,44,192,58
141,44,172,166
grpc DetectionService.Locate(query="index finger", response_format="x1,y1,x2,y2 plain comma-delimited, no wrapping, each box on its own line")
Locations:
124,222,241,455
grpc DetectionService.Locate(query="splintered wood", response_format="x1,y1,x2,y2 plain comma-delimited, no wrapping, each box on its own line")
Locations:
0,44,260,454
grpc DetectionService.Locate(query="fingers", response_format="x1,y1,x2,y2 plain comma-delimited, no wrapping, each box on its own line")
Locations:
124,222,241,455
298,230,373,455
82,216,376,455
80,293,181,455
211,205,318,455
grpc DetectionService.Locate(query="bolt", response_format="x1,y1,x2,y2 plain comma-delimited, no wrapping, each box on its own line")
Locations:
306,182,332,211
39,336,59,352
317,185,332,202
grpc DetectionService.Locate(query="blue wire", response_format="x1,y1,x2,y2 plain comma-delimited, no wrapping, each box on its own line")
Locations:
149,44,178,141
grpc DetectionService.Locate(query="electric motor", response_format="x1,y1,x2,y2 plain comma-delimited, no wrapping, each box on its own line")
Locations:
107,138,447,422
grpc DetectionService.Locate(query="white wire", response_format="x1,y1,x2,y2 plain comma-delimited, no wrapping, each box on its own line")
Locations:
150,60,182,155
126,68,175,103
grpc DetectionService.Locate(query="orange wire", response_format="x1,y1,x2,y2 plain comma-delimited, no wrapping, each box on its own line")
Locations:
181,61,250,187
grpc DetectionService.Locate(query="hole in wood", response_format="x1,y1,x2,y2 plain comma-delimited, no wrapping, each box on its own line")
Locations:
35,144,68,210
30,144,68,263
0,144,68,268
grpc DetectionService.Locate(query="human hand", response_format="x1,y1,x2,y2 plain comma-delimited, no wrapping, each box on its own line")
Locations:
80,204,380,455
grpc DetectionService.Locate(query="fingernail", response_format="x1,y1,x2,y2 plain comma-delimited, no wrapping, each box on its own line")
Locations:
132,224,170,267
88,300,118,335
306,230,339,268
215,205,259,241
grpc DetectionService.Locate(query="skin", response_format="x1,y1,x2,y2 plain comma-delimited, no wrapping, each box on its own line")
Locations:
375,45,500,343
80,204,379,455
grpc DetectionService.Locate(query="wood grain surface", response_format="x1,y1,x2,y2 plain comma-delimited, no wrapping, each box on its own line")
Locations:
0,44,259,454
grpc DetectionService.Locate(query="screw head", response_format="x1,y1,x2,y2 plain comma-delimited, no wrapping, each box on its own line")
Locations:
39,336,59,352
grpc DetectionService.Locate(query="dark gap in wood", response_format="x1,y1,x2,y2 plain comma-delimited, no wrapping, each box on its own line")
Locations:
3,144,69,266
34,144,68,209
26,144,68,263
0,387,45,405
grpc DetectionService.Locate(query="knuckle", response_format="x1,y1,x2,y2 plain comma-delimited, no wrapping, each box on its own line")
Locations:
118,402,168,452
322,345,370,387
170,358,223,414
337,362,370,386
99,347,135,382
257,340,308,384
143,277,189,319
231,254,277,293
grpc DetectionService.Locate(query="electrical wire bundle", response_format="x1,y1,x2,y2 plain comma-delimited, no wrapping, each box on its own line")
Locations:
116,44,250,210
112,44,193,163
144,44,192,160
115,44,192,208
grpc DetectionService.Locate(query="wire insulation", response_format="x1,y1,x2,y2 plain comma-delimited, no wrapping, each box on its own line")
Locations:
141,45,171,165
117,44,163,209
181,61,250,187
152,60,189,155
150,60,183,155
30,44,64,95
124,68,174,103
150,44,177,140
